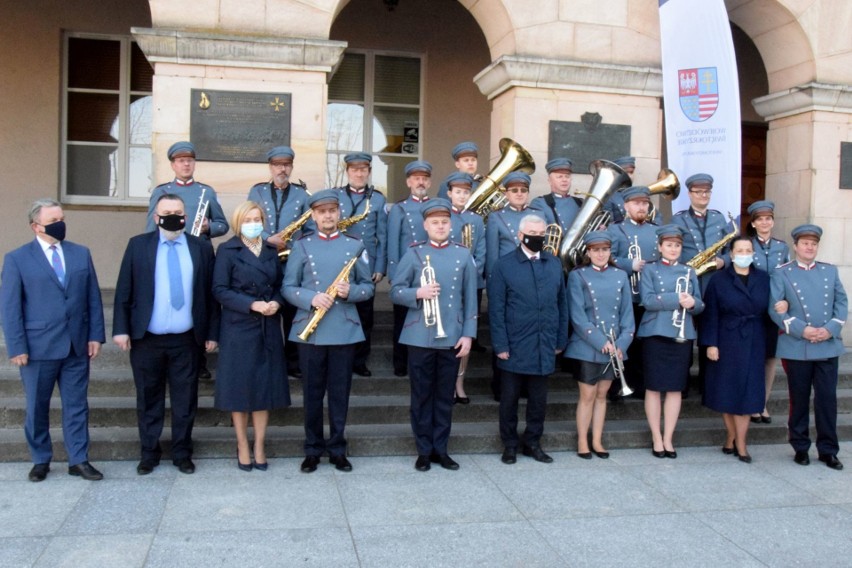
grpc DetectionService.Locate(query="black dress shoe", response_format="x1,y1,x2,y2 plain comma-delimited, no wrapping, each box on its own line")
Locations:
523,446,553,463
415,455,431,472
394,369,407,377
501,447,517,464
301,455,320,473
28,463,49,482
738,453,752,464
664,450,678,459
652,449,666,458
353,365,372,377
593,450,610,459
760,414,772,424
136,459,159,475
173,458,196,474
288,368,303,379
68,461,104,481
454,394,470,405
253,461,268,471
750,415,762,424
818,454,844,470
794,451,810,466
198,366,212,380
330,455,353,472
576,452,592,460
722,445,736,455
437,454,460,470
237,461,253,472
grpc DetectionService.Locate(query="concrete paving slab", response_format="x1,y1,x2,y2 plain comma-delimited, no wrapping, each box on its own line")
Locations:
0,481,85,538
57,479,171,536
32,533,152,568
0,537,50,567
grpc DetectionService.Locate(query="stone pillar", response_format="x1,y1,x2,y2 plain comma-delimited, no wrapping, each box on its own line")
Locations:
132,27,346,212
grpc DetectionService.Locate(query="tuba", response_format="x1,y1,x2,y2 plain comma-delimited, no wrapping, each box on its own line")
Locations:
559,160,632,270
648,168,680,201
463,138,535,218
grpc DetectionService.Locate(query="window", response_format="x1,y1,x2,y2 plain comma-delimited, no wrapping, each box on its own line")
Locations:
326,51,423,199
62,33,154,205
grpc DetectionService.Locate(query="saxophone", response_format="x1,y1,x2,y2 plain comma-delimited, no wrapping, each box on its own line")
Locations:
275,209,313,261
686,212,738,276
338,198,371,232
297,255,360,341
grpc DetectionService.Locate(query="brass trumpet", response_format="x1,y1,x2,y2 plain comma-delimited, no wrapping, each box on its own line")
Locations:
672,267,692,343
421,255,447,339
190,187,210,237
628,235,641,295
603,325,633,397
543,223,563,255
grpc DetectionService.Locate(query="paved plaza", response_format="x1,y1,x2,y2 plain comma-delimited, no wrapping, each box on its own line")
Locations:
1,442,850,567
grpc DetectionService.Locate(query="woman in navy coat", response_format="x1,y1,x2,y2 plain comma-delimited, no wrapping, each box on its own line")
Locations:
213,201,290,471
700,236,769,462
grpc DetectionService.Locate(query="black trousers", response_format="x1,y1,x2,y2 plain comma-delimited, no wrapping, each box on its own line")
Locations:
354,296,374,368
785,357,839,456
500,371,548,449
129,331,199,462
408,345,459,456
299,343,355,457
392,304,409,374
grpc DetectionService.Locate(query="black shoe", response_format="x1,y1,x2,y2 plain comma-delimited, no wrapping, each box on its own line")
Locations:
454,394,470,405
576,452,592,460
738,453,752,464
198,366,212,380
760,414,772,424
664,450,678,459
68,461,103,481
394,369,407,377
750,415,762,424
501,447,517,464
794,451,810,466
818,454,844,470
237,461,253,472
353,365,372,377
437,454,460,470
136,459,159,475
415,455,431,472
253,461,268,471
593,450,610,459
173,458,195,474
652,449,666,459
523,446,553,463
330,455,353,472
722,445,736,455
288,368,303,379
28,463,49,482
301,455,320,473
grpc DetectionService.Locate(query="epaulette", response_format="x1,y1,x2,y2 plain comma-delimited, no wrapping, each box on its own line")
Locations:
296,229,316,240
777,260,794,269
290,182,308,191
250,180,269,189
672,210,688,217
409,240,426,248
343,233,361,242
708,209,723,215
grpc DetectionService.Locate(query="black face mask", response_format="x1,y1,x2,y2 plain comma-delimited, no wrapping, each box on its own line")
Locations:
42,220,66,242
521,233,545,253
158,214,186,232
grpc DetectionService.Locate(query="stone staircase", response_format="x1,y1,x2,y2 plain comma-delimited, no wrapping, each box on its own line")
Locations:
1,287,851,462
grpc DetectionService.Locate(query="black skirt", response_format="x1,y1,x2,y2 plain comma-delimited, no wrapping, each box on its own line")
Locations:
643,336,692,392
573,360,615,385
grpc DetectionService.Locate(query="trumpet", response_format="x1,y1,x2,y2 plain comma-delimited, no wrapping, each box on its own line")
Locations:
672,267,692,343
421,255,447,339
602,325,633,397
190,188,210,237
543,223,562,255
628,235,641,295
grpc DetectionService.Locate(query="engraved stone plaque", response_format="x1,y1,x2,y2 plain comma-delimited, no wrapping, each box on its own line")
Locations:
548,115,631,174
840,142,852,190
190,89,291,162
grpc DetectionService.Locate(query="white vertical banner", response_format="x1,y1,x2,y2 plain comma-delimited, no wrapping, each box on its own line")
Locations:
659,0,741,218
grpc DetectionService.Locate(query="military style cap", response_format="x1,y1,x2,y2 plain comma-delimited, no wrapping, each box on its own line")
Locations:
503,171,531,188
445,172,474,188
622,186,651,202
451,142,478,160
791,223,822,241
267,146,295,163
613,156,636,168
747,200,775,217
583,230,612,246
685,173,714,188
656,224,685,241
404,160,432,177
308,189,339,209
545,158,573,173
344,152,372,165
421,198,452,218
168,141,196,160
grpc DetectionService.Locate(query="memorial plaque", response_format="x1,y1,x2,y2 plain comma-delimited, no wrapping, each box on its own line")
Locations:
548,114,631,174
190,89,291,162
841,142,852,189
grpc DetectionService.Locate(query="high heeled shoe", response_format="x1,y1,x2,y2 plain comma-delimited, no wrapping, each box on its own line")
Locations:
253,461,268,471
651,444,665,459
454,394,470,405
237,447,252,472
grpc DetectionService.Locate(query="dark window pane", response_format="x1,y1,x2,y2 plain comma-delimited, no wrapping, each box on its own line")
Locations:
67,92,119,142
130,42,153,92
329,53,365,101
67,144,117,196
375,56,419,105
68,37,120,91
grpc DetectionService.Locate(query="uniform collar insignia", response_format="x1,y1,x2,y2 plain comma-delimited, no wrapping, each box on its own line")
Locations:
430,240,449,248
796,260,816,270
175,178,194,186
661,258,678,266
349,186,366,194
592,264,607,272
318,231,340,241
509,205,527,212
411,195,429,203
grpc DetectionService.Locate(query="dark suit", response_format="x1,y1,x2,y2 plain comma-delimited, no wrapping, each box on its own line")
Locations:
112,231,219,462
1,239,105,466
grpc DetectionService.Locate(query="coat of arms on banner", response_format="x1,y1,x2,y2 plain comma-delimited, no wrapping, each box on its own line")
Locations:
678,67,719,122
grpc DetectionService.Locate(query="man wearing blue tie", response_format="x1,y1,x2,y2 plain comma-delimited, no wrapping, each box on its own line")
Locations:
1,199,106,482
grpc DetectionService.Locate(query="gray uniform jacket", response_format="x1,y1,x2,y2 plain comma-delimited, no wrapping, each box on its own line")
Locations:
335,185,388,275
387,196,429,281
247,181,313,239
637,260,705,340
146,180,228,238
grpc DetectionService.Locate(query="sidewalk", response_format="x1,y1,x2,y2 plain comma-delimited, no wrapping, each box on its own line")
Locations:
1,442,850,567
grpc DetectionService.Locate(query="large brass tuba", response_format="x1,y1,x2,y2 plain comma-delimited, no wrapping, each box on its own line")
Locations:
559,159,632,270
463,138,535,218
648,168,680,201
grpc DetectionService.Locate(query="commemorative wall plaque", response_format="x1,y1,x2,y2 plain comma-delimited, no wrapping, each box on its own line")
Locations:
190,89,291,162
548,114,631,173
840,142,852,190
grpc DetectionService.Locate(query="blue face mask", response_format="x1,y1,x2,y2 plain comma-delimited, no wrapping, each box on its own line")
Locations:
241,222,263,240
733,254,754,268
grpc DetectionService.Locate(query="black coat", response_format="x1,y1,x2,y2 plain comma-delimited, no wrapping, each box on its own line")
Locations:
212,237,290,411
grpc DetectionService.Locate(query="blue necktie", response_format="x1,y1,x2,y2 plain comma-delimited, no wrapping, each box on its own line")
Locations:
166,241,185,310
49,245,65,285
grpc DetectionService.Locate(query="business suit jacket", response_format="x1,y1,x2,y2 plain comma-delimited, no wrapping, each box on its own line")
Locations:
1,239,105,359
112,231,219,345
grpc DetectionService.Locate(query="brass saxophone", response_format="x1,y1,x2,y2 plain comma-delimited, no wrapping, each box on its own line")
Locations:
297,255,360,341
338,198,371,232
276,209,313,261
686,212,738,276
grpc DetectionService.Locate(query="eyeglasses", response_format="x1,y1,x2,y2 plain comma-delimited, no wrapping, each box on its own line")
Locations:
506,187,529,193
689,190,712,196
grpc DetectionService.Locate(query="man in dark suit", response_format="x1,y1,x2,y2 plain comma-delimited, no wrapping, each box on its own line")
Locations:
113,194,219,476
1,198,106,482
